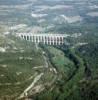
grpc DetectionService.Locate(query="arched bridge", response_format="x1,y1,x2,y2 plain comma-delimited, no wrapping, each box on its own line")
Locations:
17,33,68,45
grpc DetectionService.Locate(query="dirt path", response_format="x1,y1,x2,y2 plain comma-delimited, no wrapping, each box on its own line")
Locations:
0,73,37,86
19,73,44,99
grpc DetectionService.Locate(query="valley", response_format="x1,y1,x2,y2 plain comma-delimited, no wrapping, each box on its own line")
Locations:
0,0,98,100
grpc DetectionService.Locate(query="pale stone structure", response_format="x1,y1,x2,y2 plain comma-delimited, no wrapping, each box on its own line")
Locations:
17,33,68,45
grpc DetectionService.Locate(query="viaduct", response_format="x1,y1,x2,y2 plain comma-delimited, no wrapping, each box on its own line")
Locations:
17,33,68,45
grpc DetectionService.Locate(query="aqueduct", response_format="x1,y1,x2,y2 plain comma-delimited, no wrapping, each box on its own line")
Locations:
17,33,68,45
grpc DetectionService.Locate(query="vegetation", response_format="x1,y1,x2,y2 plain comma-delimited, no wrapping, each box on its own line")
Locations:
0,0,98,99
0,35,45,99
34,44,98,100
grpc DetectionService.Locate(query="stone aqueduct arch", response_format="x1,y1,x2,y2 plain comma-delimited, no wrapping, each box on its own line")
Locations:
17,33,68,45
